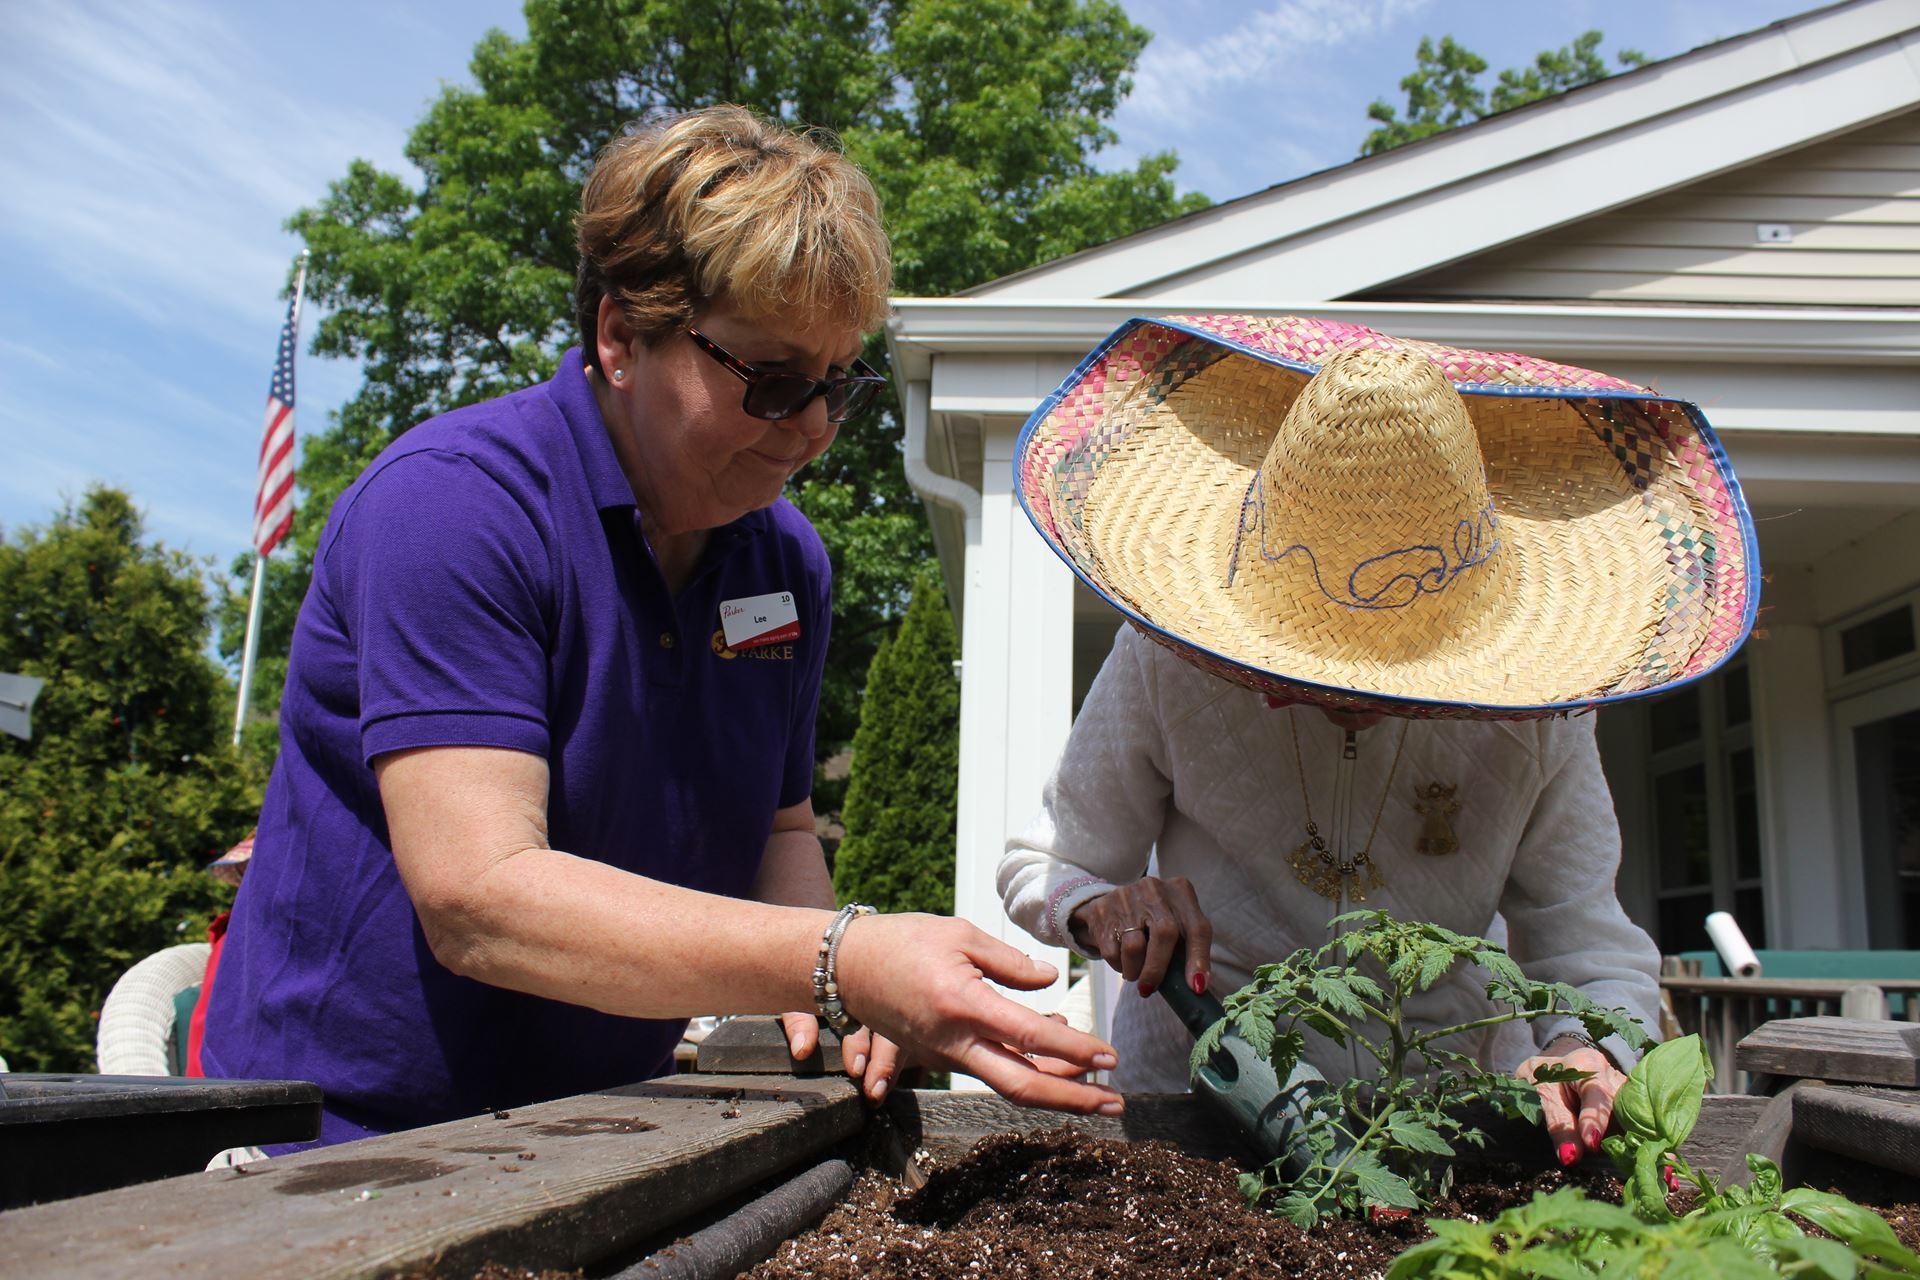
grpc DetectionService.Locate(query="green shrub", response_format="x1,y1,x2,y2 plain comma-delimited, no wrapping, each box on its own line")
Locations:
831,567,958,915
0,488,257,1070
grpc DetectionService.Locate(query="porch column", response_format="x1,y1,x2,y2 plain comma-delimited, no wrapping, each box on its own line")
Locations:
1750,624,1855,947
953,420,1075,1014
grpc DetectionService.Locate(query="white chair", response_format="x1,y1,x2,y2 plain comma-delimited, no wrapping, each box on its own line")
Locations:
96,942,209,1076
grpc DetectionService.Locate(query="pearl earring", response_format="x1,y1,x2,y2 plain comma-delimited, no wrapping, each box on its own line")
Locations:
612,368,625,381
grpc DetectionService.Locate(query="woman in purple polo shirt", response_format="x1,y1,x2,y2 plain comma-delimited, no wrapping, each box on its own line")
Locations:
201,106,1122,1149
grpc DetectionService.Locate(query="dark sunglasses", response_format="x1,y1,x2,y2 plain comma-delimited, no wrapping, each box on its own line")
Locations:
687,327,888,424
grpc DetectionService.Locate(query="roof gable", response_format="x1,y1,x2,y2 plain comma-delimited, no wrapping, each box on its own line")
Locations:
1369,107,1920,306
969,0,1920,304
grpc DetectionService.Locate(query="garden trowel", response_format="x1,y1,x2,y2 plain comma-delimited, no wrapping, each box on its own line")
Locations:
1156,943,1339,1179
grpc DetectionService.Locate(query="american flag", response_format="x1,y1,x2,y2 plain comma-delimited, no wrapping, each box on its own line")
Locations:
252,285,301,556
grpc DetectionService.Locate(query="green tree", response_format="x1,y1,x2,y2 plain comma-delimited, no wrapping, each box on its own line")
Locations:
1363,29,1647,157
231,0,1207,803
0,489,259,1070
831,568,958,915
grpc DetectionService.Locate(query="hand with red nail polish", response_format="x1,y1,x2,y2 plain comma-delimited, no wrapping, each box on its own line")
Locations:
1518,1035,1627,1169
1066,875,1214,1004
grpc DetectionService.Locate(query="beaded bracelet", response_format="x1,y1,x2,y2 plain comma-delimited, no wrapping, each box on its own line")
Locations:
812,903,875,1034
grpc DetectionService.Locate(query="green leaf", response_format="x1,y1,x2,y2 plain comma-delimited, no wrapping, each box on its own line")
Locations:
1769,1235,1861,1280
1415,945,1455,991
1188,1019,1226,1081
1784,1188,1920,1267
1527,1063,1590,1086
1612,1035,1708,1148
1744,1154,1782,1205
1387,1115,1456,1157
1628,1141,1677,1222
1239,1012,1276,1061
1310,972,1370,1018
1348,1152,1423,1209
1276,1191,1320,1229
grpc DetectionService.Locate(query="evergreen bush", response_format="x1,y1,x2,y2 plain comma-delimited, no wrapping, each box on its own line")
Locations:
0,489,258,1070
832,568,959,915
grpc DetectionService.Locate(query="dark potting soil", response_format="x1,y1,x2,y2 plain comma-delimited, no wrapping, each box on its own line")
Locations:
747,1127,1624,1280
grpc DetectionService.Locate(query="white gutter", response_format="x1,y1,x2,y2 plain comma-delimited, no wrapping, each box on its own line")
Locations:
885,297,1920,381
898,374,979,527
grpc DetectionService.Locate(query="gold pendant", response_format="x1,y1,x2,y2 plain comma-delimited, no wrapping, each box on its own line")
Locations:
1413,781,1461,857
1289,837,1338,900
1291,835,1385,902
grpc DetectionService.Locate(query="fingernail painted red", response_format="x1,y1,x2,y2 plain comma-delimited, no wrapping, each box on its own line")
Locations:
1190,973,1208,995
1137,981,1156,997
1558,1142,1578,1167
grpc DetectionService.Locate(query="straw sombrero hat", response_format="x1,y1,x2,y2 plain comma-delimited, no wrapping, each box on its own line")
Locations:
1016,315,1758,718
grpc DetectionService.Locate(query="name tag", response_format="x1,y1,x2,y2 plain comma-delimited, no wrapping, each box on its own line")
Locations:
720,591,801,651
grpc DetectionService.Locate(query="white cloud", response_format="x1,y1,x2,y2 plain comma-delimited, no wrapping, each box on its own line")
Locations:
1125,0,1435,124
0,0,411,339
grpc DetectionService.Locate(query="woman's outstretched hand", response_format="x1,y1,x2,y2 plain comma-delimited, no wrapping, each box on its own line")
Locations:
832,913,1124,1115
1517,1036,1627,1166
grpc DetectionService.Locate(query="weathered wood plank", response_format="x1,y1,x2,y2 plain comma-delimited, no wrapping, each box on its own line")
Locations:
1688,1093,1785,1188
1736,1017,1920,1087
0,1074,860,1280
1793,1085,1920,1178
695,1016,844,1075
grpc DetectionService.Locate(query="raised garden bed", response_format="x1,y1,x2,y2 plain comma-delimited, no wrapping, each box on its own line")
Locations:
6,1014,1920,1278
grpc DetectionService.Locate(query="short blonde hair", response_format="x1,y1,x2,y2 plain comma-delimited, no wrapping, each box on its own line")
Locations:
574,106,891,367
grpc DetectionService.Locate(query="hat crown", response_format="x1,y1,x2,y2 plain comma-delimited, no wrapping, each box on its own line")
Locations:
1235,346,1502,656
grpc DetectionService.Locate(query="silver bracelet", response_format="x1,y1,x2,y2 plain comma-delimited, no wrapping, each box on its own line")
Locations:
811,903,874,1034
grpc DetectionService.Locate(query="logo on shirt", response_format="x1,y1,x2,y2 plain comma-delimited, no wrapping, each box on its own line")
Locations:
711,629,794,661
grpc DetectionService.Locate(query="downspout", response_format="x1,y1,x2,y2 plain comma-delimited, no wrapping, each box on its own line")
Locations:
900,376,981,627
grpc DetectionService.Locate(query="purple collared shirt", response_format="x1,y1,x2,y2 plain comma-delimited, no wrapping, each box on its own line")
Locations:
203,350,830,1149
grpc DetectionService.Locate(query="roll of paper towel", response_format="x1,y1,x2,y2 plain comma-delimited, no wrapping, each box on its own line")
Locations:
1705,911,1761,978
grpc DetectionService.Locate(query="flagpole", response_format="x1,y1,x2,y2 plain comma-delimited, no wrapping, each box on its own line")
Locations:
233,250,309,747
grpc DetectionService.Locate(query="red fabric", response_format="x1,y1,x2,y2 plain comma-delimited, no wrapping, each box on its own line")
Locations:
185,912,230,1078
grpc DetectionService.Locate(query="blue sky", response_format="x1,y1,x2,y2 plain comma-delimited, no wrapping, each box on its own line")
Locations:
0,0,1815,578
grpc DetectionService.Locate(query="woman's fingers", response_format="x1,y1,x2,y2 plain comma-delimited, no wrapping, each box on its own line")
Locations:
963,927,1061,993
1537,1078,1580,1164
1138,906,1179,995
1574,1055,1624,1153
779,1011,818,1062
1163,877,1214,994
840,1025,872,1079
961,1038,1124,1115
863,1034,903,1104
1519,1054,1582,1164
959,981,1118,1073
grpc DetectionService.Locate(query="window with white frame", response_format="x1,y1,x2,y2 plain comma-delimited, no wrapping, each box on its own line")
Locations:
1827,590,1920,949
1643,657,1765,955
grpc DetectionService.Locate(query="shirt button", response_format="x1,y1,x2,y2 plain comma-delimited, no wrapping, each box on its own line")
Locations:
659,632,676,650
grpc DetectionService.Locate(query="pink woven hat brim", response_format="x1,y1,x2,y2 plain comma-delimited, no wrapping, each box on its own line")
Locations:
1014,315,1759,719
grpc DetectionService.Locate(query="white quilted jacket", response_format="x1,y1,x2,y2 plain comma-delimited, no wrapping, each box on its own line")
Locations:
1000,626,1663,1093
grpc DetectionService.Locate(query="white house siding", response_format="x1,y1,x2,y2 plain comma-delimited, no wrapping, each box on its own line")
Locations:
1376,109,1920,307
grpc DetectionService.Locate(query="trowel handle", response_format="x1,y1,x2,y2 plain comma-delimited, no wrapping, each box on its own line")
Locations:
1155,942,1227,1041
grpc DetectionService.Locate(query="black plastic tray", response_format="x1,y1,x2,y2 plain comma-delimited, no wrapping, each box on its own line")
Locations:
0,1073,322,1207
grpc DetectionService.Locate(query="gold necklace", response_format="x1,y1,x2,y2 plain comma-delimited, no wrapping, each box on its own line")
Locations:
1286,711,1410,902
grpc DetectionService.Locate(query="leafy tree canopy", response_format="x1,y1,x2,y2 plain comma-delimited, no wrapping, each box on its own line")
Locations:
236,0,1209,810
1,488,256,1069
1363,30,1647,157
